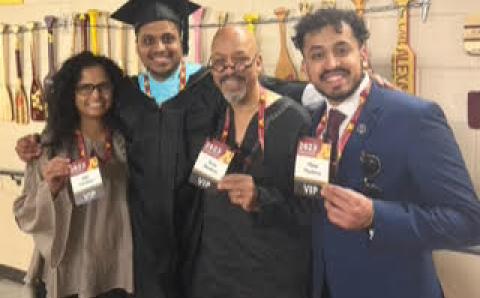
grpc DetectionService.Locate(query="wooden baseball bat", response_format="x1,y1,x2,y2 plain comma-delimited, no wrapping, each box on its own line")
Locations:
88,9,100,55
352,0,366,18
0,24,13,122
79,13,89,51
71,13,79,56
44,16,57,103
298,2,313,81
27,21,45,121
104,12,112,58
274,7,298,81
192,7,206,64
115,20,127,72
12,25,29,124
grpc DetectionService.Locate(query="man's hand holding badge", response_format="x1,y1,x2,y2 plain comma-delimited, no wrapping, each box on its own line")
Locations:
293,137,374,230
189,139,258,212
294,137,331,197
218,174,258,212
321,184,374,231
189,139,234,189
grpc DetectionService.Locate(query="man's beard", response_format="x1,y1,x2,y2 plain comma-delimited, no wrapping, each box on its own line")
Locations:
317,80,361,104
220,75,248,106
316,65,364,104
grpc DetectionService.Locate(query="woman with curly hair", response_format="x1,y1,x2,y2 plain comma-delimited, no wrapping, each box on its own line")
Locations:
13,51,133,298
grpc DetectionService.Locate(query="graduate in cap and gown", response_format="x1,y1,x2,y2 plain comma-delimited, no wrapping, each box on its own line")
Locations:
110,1,227,298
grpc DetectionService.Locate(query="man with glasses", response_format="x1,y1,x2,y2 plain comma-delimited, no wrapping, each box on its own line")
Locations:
188,25,311,298
293,8,480,298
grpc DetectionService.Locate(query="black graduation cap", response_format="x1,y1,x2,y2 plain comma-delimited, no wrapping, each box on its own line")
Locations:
111,0,200,54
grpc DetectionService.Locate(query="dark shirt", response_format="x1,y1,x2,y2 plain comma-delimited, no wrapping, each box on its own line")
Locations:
191,97,312,298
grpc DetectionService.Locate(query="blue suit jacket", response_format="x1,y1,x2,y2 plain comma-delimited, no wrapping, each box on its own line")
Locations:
311,83,480,298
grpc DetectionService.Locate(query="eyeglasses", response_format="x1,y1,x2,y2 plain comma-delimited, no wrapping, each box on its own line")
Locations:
360,151,382,197
208,54,257,73
76,82,113,96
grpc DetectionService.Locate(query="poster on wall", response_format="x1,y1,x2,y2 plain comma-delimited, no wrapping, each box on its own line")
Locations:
0,0,23,4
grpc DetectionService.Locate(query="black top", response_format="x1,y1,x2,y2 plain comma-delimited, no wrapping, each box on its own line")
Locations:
191,97,312,298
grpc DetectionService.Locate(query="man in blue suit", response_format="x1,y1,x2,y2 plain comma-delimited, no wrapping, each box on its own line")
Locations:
292,8,480,298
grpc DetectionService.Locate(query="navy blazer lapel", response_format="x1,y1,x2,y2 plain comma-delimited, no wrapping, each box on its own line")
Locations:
337,83,385,176
353,82,385,144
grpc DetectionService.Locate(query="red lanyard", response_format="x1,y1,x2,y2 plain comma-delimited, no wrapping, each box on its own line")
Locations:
143,60,187,98
75,130,113,163
220,88,267,151
315,83,371,161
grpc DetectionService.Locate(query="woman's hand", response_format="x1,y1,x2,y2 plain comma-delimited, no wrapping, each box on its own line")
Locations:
42,157,70,198
15,134,42,162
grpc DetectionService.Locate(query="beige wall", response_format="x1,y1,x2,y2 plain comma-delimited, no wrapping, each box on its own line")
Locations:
0,0,479,296
434,250,480,298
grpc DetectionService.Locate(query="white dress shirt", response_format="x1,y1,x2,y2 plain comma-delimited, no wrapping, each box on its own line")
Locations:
325,73,371,138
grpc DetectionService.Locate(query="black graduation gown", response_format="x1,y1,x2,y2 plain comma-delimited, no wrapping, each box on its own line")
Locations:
114,69,225,298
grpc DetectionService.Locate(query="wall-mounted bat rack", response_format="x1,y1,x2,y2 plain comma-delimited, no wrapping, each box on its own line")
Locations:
0,169,24,186
0,2,430,34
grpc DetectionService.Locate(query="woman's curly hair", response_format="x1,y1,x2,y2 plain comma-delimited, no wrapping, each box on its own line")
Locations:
44,51,124,156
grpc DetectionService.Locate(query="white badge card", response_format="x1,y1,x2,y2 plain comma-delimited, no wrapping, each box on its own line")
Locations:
189,139,234,189
69,157,105,206
294,137,331,197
